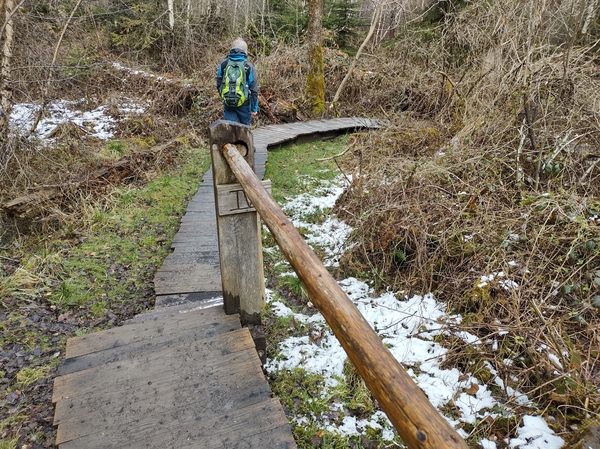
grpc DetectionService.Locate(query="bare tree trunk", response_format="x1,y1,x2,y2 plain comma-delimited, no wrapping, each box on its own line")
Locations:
582,0,598,35
0,0,15,141
331,0,383,108
305,0,324,115
185,0,191,42
168,0,175,31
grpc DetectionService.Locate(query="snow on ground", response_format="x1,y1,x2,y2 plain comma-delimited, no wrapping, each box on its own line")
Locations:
264,176,564,449
9,98,145,141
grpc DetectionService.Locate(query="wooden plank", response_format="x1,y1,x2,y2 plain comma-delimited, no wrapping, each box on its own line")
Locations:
201,424,297,449
156,261,219,271
125,300,224,324
167,241,216,249
154,285,222,296
154,271,217,283
53,328,254,402
59,398,292,449
170,231,216,239
161,251,220,264
198,423,298,449
179,205,215,213
155,268,219,279
179,211,217,220
154,281,221,292
155,273,220,284
166,242,218,251
55,350,270,443
184,412,296,449
173,226,216,234
54,348,260,425
59,316,240,375
65,306,234,359
180,211,216,222
171,232,214,248
154,293,223,309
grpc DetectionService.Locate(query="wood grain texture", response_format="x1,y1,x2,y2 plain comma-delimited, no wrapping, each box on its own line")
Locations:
58,398,294,449
65,306,236,358
53,328,254,402
60,318,240,375
210,121,265,324
55,350,271,443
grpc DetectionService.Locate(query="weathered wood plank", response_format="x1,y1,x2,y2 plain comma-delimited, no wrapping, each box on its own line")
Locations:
126,299,224,323
60,318,240,375
200,424,297,449
182,411,296,449
166,244,218,252
154,269,221,281
154,284,222,296
53,328,254,402
65,306,236,359
153,293,223,309
58,398,293,449
55,348,260,425
55,350,270,443
155,262,220,273
154,285,221,297
161,251,219,263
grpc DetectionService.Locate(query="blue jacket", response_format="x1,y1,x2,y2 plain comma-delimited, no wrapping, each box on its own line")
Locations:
217,49,258,113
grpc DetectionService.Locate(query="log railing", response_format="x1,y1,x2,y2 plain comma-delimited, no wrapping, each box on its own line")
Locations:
209,121,468,449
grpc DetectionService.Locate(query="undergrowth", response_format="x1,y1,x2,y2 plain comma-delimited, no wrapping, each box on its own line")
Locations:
335,121,599,441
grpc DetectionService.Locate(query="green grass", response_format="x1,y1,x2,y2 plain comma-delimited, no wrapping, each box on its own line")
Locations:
264,135,349,203
41,145,210,313
4,143,210,319
16,366,51,389
0,436,18,449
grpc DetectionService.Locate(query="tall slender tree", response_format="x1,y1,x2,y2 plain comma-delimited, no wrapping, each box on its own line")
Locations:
0,0,16,141
306,0,325,114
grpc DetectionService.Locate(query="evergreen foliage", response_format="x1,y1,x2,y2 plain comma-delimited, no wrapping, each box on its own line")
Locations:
257,0,364,49
109,1,170,56
262,0,309,43
323,0,364,50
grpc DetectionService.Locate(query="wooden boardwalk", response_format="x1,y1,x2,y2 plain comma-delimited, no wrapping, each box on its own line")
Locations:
52,118,383,448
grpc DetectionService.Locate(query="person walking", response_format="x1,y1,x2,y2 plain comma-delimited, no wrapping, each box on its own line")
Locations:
216,38,258,126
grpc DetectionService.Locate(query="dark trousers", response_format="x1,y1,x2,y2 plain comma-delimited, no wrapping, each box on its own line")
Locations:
223,101,251,126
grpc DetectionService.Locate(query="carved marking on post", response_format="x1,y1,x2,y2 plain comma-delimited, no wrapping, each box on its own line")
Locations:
209,120,264,326
216,181,272,216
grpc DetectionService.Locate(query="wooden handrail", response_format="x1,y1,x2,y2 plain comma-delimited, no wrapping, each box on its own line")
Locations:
221,143,468,449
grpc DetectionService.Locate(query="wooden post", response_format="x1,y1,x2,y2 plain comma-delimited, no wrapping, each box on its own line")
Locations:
209,121,265,326
220,142,469,449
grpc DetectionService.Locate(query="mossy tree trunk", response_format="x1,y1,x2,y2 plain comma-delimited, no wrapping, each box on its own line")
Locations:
305,0,325,115
0,0,15,141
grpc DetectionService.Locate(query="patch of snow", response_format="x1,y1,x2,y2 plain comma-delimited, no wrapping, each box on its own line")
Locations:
481,439,497,449
9,98,145,141
509,416,564,449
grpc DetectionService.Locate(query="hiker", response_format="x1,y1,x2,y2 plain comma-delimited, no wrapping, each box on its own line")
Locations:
216,38,258,126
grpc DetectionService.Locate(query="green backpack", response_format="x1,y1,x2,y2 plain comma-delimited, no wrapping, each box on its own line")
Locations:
220,60,249,107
